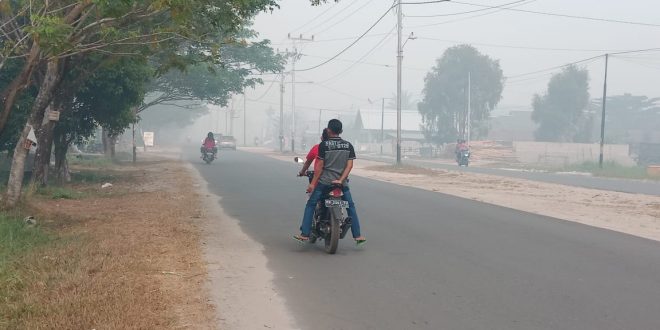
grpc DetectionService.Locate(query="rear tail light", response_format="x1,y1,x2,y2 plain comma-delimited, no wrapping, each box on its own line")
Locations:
329,188,343,198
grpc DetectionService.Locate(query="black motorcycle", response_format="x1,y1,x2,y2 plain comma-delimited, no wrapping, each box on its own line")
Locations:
295,157,352,254
202,147,216,164
457,149,470,167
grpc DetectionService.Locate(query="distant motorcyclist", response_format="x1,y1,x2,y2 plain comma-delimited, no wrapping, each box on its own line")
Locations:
201,132,218,157
455,139,468,161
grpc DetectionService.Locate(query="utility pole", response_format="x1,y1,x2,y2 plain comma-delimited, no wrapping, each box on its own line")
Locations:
599,53,609,168
396,0,403,166
467,71,471,146
318,109,323,134
288,33,314,153
381,98,386,155
243,93,247,147
279,73,285,152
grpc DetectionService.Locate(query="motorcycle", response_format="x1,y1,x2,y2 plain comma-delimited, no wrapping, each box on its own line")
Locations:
457,149,470,167
201,147,216,164
295,157,352,254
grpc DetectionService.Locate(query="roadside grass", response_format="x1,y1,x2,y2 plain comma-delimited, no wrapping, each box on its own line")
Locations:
69,154,114,168
35,186,87,200
0,213,54,329
562,161,656,180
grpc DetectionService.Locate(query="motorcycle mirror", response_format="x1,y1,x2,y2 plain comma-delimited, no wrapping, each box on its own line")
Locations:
294,157,304,164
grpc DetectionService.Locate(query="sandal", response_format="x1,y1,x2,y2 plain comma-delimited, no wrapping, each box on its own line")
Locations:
293,234,310,243
355,237,367,246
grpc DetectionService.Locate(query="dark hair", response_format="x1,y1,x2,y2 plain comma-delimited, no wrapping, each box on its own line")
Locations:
327,119,343,135
321,128,329,141
208,132,214,138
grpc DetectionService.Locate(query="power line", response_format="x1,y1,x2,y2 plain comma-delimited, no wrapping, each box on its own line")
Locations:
295,4,397,72
407,0,530,18
451,1,660,27
289,2,339,33
319,24,397,84
401,0,452,4
314,0,379,36
409,0,537,28
295,0,454,72
506,54,604,79
300,53,428,71
248,78,278,101
304,0,364,35
417,36,629,53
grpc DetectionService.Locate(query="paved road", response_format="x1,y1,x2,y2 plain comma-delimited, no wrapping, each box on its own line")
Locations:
362,155,660,196
193,151,660,330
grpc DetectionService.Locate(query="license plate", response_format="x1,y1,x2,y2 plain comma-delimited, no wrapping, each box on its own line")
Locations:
325,199,348,208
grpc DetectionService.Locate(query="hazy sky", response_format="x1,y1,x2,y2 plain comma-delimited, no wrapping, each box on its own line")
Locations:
245,0,660,119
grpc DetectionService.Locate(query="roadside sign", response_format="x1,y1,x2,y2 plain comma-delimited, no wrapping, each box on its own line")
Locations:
143,132,155,147
47,110,60,121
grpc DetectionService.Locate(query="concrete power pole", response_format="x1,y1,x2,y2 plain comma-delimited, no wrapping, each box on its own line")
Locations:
288,34,314,153
396,0,403,166
279,73,285,152
467,72,471,146
599,54,609,169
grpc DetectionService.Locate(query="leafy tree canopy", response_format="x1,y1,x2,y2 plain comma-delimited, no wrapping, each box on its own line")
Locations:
418,45,503,144
531,65,590,142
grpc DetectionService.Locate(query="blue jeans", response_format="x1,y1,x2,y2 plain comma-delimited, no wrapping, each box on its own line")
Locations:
300,184,362,238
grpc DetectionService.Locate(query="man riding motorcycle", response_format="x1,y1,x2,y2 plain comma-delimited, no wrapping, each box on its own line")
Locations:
201,132,218,157
294,119,366,245
455,139,468,161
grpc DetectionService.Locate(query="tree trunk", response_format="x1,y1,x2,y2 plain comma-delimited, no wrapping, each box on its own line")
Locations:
5,59,61,208
5,123,33,207
32,106,58,186
102,127,117,160
54,135,71,184
0,42,41,135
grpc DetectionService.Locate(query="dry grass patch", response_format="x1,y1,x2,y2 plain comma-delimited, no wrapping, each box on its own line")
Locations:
1,158,215,329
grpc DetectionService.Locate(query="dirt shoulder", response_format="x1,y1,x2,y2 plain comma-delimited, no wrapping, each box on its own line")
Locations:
244,147,660,242
2,155,216,329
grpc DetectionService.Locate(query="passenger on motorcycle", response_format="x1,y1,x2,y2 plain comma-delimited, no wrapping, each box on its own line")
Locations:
297,128,329,182
201,132,218,156
455,139,468,160
294,119,366,245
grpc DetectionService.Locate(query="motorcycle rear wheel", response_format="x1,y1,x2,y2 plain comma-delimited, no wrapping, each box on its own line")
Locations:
324,210,340,254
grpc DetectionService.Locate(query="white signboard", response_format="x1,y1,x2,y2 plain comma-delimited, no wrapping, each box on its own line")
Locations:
143,132,155,147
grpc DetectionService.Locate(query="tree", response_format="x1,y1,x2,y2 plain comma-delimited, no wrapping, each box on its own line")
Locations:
590,94,660,143
418,45,503,144
531,65,590,142
1,0,332,207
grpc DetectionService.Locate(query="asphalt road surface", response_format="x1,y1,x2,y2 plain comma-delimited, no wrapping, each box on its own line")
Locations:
193,151,660,330
362,155,660,196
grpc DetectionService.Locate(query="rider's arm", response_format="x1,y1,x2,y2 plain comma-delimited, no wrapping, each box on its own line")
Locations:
337,159,353,183
335,143,356,184
300,145,318,175
310,159,324,187
299,159,313,175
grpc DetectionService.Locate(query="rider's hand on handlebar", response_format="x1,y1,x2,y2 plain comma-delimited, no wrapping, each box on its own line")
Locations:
297,170,305,177
331,179,343,185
